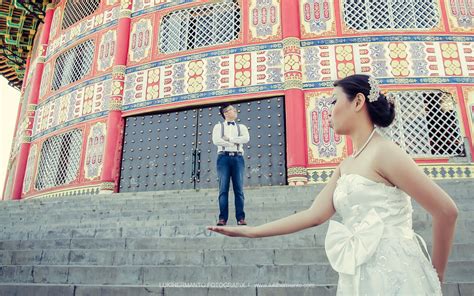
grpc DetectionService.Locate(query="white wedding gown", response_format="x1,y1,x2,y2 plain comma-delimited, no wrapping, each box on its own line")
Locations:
325,174,442,296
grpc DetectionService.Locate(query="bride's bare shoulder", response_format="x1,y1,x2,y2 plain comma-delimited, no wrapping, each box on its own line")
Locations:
374,136,406,155
373,135,413,173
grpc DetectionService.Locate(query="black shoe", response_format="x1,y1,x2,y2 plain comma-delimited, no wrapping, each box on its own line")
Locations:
237,219,247,226
217,219,226,226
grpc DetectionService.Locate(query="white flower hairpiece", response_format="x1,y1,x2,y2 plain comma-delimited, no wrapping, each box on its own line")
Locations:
387,93,396,105
368,76,380,103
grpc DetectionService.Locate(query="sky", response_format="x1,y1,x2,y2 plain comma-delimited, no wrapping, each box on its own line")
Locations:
0,77,21,197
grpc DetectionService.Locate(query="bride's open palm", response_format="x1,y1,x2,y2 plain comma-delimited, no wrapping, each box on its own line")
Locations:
207,225,254,238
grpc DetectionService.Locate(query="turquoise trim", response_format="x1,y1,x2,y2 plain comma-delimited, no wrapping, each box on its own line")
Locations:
301,35,474,47
122,83,284,111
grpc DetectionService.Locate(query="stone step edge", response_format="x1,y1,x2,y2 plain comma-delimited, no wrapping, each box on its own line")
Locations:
0,282,471,287
1,260,472,268
3,185,468,207
3,194,473,209
1,237,473,246
0,243,473,252
0,282,470,293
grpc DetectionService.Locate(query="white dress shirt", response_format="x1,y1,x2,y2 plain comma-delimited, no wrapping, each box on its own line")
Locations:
212,121,250,154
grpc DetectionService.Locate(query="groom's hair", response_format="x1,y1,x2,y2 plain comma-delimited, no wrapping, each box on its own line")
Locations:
219,103,233,119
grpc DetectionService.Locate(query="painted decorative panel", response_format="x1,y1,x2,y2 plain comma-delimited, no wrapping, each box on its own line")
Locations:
32,78,111,140
128,17,153,63
84,122,106,180
39,62,51,100
97,30,117,72
301,37,474,85
305,90,348,165
249,0,282,42
123,44,284,110
50,7,62,39
300,0,336,38
446,0,474,31
22,144,37,194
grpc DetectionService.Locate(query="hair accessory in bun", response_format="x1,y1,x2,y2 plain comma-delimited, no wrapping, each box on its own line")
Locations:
387,93,396,105
368,76,380,103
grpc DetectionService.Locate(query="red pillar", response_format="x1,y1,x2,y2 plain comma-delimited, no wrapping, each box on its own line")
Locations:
2,57,32,200
99,1,133,193
281,0,308,185
10,5,55,200
13,57,32,137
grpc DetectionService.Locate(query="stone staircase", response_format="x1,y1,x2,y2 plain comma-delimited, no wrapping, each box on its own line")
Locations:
0,180,473,295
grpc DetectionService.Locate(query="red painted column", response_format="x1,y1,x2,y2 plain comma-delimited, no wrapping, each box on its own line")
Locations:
99,1,133,193
13,57,32,138
10,5,55,200
281,0,308,185
1,57,32,200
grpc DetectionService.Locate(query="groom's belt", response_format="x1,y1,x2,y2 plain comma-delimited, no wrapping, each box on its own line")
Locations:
218,151,242,156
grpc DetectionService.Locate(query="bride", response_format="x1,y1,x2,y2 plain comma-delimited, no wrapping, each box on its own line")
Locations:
207,74,458,295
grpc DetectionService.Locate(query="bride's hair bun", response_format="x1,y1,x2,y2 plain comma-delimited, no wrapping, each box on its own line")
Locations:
334,74,395,127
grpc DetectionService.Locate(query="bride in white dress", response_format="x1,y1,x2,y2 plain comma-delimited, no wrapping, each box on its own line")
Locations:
207,74,458,295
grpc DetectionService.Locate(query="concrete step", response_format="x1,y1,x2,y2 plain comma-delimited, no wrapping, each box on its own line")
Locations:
3,209,474,233
2,211,473,238
1,243,473,267
1,229,472,252
5,184,322,200
1,214,473,251
2,196,473,217
2,193,472,225
4,189,473,208
2,223,324,240
0,282,472,296
0,264,337,285
0,220,474,248
1,180,471,210
1,193,472,222
2,190,473,216
0,234,327,251
0,283,333,296
4,203,473,224
0,247,327,267
0,203,311,223
2,219,473,243
0,194,400,209
0,261,472,285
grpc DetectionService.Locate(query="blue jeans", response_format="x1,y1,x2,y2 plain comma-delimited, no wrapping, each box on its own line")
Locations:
217,154,245,222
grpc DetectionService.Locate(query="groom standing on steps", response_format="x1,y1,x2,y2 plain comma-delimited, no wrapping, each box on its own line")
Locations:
212,103,250,226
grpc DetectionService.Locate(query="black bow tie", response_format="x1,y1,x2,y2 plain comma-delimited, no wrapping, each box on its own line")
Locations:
227,122,235,126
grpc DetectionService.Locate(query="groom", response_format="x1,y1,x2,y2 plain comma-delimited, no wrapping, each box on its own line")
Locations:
212,103,250,226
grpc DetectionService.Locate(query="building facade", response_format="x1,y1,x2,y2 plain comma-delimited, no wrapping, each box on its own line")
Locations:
2,0,474,200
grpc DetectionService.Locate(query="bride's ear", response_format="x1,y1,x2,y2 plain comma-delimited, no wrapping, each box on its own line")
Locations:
353,93,366,112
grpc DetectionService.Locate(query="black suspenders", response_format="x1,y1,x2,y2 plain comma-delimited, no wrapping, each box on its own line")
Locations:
220,122,241,152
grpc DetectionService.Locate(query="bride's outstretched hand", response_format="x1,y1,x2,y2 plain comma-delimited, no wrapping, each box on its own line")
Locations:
207,225,255,238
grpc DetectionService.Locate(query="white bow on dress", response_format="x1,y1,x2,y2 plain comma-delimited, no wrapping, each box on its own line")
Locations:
325,208,384,275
